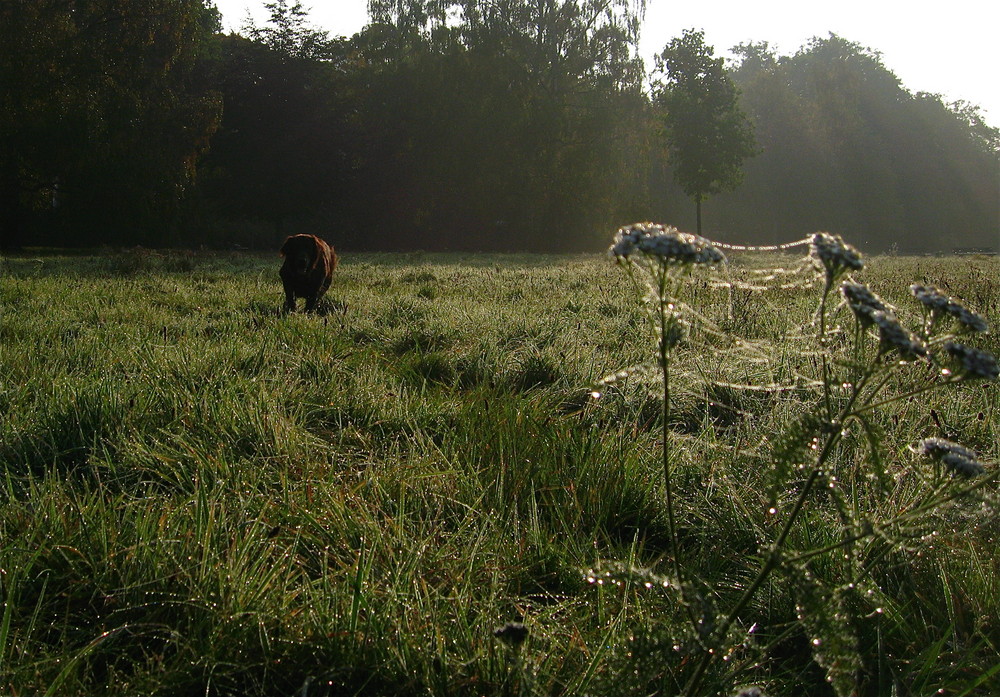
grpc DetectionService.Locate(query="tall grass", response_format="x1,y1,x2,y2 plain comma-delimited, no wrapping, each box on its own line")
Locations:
0,247,997,695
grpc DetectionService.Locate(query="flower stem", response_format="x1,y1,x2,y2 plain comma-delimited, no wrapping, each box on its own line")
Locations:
659,296,688,616
683,340,863,694
818,278,835,420
683,459,828,695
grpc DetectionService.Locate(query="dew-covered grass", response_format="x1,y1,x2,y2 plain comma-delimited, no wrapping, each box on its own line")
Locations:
0,248,997,696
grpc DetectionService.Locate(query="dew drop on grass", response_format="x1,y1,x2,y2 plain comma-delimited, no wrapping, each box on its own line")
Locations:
768,507,776,515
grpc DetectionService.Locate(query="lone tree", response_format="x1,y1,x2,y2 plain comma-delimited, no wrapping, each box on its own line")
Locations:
652,29,756,234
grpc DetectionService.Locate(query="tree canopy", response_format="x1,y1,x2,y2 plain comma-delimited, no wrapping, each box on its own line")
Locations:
352,0,650,250
1,3,996,253
651,29,757,234
713,34,999,251
0,0,222,249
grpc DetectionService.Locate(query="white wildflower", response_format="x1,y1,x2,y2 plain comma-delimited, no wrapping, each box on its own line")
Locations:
910,284,952,313
610,223,725,266
870,310,927,359
917,437,986,477
943,342,999,380
609,225,644,259
910,284,989,333
810,232,863,283
941,452,986,477
841,282,891,327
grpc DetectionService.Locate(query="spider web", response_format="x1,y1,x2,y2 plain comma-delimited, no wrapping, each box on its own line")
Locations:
594,236,848,401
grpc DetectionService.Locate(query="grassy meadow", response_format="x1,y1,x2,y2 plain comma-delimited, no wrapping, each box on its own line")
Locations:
0,246,998,696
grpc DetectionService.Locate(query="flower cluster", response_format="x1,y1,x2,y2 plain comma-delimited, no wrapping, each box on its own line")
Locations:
840,281,931,359
610,223,726,266
869,310,927,359
841,281,891,327
944,342,999,380
917,437,987,477
910,284,989,333
810,232,863,284
840,282,997,372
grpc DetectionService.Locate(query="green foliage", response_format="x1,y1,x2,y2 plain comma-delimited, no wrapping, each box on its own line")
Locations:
353,0,650,250
195,28,355,239
0,250,997,695
651,30,757,233
720,35,1000,252
0,0,222,248
247,0,338,59
4,5,998,252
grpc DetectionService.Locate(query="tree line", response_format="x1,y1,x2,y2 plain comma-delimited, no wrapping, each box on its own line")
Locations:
1,0,997,253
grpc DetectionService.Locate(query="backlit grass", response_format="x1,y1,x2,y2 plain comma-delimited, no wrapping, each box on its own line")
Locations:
0,248,997,696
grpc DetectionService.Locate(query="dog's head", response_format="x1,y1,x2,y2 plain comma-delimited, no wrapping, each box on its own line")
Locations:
280,234,321,275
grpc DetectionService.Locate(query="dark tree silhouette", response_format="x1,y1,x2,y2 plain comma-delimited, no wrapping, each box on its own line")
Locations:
0,0,221,248
197,17,356,245
349,0,650,250
652,29,756,235
722,35,999,252
4,2,996,253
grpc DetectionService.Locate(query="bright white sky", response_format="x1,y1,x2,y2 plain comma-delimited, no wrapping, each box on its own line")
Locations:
213,0,1000,124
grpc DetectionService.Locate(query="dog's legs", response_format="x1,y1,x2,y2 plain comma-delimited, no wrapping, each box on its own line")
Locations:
283,288,297,313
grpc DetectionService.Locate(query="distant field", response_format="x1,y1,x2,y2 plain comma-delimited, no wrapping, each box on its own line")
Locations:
1,249,997,696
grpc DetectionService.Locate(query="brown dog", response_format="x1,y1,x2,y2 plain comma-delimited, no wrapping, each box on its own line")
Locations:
279,234,338,312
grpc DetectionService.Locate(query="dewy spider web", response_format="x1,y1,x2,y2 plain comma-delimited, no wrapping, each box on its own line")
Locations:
596,233,855,402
